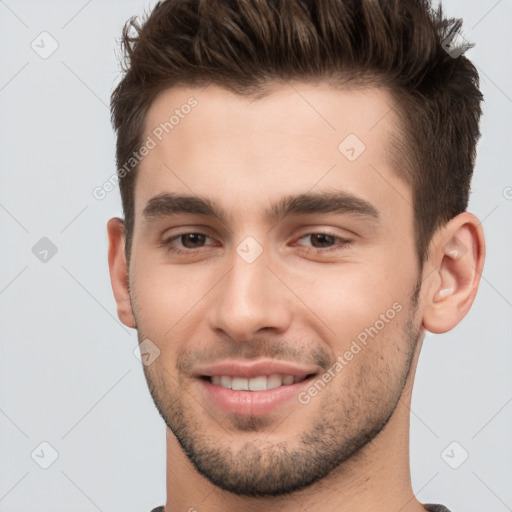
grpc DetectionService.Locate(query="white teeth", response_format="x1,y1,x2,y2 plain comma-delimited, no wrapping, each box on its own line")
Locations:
282,375,294,385
220,376,232,389
231,377,249,390
210,374,299,391
266,374,283,389
248,376,267,391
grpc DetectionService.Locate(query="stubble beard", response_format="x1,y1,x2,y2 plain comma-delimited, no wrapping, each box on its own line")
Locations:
135,298,423,497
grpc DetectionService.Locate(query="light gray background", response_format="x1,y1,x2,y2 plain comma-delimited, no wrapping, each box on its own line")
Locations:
1,1,511,511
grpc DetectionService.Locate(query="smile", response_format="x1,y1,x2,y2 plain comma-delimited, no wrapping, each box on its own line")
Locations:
208,374,309,391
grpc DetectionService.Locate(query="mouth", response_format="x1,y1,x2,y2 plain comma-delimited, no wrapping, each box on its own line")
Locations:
201,373,314,391
194,360,320,416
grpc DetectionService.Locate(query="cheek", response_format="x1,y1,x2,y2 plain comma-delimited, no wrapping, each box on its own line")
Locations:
303,261,410,341
130,257,210,340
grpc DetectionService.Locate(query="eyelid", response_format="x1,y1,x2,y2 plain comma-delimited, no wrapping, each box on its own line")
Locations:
161,224,218,237
159,231,217,249
292,231,353,252
160,229,353,256
284,219,361,238
295,231,349,242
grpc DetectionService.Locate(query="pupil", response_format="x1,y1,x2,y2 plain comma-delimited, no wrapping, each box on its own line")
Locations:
183,233,205,248
312,234,334,248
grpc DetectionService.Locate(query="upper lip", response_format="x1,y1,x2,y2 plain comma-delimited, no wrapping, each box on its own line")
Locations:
192,359,319,379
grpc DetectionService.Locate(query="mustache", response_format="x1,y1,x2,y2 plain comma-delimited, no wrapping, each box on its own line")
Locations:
176,336,332,375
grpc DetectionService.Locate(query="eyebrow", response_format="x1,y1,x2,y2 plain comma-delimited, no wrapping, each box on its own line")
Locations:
142,190,380,225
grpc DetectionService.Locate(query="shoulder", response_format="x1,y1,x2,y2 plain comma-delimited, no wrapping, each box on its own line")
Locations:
424,504,453,512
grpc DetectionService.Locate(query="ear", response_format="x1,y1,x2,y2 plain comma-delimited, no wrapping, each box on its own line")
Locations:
422,212,485,334
107,217,137,329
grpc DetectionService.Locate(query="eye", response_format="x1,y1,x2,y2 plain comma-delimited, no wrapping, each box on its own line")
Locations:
159,231,353,256
294,232,353,253
160,232,216,254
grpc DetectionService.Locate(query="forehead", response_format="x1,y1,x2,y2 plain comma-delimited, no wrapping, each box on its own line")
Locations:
135,82,411,229
144,81,398,149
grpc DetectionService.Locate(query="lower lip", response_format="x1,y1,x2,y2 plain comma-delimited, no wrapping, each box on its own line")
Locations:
199,377,314,416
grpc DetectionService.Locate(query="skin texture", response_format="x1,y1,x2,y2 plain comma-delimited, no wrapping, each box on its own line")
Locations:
107,82,485,512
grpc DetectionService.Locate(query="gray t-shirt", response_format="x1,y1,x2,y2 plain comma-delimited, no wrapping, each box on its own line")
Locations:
150,503,452,511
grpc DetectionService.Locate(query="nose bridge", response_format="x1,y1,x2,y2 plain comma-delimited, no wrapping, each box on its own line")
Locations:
207,240,291,340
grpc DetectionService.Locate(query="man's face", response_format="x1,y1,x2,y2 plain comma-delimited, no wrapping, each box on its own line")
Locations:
128,83,424,495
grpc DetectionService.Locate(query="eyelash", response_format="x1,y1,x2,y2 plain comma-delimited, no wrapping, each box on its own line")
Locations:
159,231,353,255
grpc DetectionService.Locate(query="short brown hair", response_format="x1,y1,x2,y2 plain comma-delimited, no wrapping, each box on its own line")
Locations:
111,0,483,269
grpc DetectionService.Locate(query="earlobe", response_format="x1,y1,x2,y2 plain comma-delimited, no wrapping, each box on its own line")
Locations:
106,217,137,329
422,212,485,334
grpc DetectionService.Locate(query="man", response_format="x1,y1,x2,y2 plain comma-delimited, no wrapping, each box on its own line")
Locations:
106,0,485,510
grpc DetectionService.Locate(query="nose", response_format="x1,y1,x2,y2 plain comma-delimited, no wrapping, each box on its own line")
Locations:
206,245,293,342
